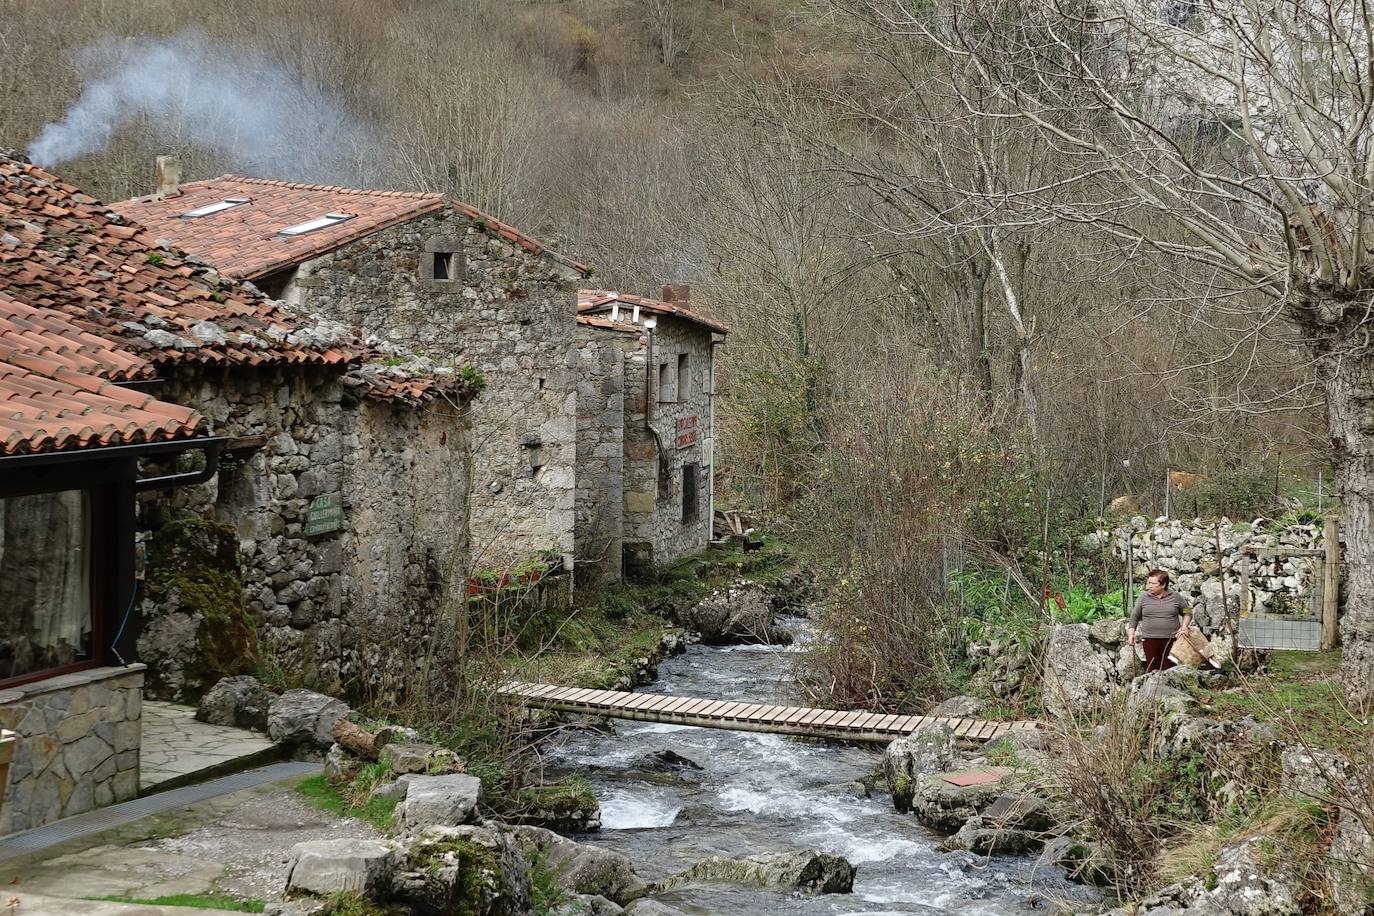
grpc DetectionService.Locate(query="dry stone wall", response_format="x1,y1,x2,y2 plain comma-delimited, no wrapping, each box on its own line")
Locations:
141,365,467,702
1087,516,1327,628
0,666,143,834
276,208,578,571
573,327,635,588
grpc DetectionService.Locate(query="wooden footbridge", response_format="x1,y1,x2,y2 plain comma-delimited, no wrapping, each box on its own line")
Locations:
499,682,1037,744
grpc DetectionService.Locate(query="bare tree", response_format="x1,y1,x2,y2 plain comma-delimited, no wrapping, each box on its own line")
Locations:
832,0,1374,700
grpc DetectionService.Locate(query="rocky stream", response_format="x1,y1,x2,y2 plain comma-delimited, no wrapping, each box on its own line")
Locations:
548,619,1101,914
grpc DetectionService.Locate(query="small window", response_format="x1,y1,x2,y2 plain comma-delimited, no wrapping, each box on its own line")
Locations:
682,463,699,522
279,213,354,236
181,197,250,219
658,362,673,403
433,252,455,281
677,353,690,399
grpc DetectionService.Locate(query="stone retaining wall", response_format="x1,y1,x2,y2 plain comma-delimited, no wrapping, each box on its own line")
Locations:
0,665,143,834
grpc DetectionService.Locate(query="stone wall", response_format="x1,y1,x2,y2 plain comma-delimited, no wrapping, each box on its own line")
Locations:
0,665,143,834
140,365,468,702
573,326,636,588
1088,516,1328,627
627,315,717,565
273,208,579,572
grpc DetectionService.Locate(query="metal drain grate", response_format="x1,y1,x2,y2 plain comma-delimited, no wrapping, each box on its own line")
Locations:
0,761,320,859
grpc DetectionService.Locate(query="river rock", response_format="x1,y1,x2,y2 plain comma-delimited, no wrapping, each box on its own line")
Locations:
883,722,957,813
268,689,351,749
930,695,986,718
552,896,624,916
284,837,397,898
624,903,690,916
508,825,647,905
679,581,792,645
1042,624,1122,719
937,816,1039,855
630,749,704,777
196,675,274,730
1038,837,1111,886
664,849,855,895
392,825,531,916
911,768,1011,832
982,793,1055,832
397,774,482,830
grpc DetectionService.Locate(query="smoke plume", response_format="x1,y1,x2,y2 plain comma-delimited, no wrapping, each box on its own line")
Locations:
27,31,379,184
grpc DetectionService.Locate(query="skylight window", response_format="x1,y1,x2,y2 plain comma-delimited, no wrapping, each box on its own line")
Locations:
278,213,355,236
180,197,250,219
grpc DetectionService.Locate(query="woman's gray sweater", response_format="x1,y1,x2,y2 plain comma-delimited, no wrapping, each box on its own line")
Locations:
1129,590,1191,639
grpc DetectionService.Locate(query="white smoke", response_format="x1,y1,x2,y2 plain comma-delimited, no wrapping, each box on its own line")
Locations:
27,31,380,183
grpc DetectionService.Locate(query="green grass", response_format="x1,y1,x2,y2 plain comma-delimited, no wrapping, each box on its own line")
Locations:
91,895,264,912
1194,650,1369,757
295,773,399,832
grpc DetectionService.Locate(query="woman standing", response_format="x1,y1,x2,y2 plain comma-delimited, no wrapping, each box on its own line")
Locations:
1127,569,1192,672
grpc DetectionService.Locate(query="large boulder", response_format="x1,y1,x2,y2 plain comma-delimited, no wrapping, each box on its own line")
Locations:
285,838,397,899
663,849,855,895
397,774,483,831
937,816,1039,856
392,825,532,916
1042,623,1126,719
1126,670,1195,720
196,675,275,730
678,581,791,645
883,722,957,813
911,768,1012,832
267,689,351,749
508,825,646,905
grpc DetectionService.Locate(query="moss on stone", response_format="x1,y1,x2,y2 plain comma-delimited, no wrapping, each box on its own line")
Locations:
409,835,506,915
500,776,600,831
143,513,257,700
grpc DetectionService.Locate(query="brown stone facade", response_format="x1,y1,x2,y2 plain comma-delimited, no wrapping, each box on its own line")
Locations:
0,665,144,834
264,208,580,572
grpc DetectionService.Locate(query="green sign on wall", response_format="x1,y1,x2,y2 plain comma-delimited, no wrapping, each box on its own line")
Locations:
304,493,345,537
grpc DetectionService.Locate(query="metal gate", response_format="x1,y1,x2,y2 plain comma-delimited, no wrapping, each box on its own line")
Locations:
1233,518,1339,651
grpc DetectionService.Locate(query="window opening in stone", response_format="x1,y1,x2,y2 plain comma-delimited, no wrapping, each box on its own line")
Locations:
682,463,699,522
181,197,250,219
433,252,455,280
658,362,673,402
677,353,690,399
0,490,94,685
279,213,354,236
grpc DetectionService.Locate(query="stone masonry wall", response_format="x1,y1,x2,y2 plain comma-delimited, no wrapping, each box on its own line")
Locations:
142,365,468,701
0,665,143,834
573,325,638,588
277,208,579,572
1087,516,1328,629
626,315,716,565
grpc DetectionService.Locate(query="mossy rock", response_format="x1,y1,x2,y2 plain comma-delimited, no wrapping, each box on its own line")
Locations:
501,779,602,832
140,514,256,701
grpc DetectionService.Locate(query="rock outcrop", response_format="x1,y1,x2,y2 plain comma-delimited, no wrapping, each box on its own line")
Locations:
911,768,1012,832
883,722,957,813
1042,621,1135,719
508,825,647,905
392,825,532,916
679,582,791,645
661,849,855,895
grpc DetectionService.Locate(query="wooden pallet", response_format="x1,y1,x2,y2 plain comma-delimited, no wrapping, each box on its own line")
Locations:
498,681,1037,744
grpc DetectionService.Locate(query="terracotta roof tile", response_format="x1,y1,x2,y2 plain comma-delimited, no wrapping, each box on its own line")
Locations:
576,314,643,335
113,175,588,279
0,155,358,372
577,289,729,335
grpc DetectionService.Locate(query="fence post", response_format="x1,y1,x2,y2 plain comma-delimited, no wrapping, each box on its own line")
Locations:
1323,515,1340,651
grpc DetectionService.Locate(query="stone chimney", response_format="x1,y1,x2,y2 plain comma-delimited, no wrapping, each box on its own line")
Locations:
153,156,181,200
661,284,690,304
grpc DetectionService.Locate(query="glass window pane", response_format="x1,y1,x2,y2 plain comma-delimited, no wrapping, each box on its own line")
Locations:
0,491,93,681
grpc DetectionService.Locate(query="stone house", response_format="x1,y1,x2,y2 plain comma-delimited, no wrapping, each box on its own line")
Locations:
574,287,728,584
0,154,472,832
114,170,585,576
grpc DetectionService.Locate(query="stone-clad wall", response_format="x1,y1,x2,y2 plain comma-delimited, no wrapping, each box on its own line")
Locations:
142,366,467,701
628,315,716,564
0,666,143,834
573,325,637,587
278,208,579,571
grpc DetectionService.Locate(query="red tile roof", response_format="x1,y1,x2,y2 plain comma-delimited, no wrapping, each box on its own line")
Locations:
576,314,643,335
0,156,358,371
0,291,204,455
113,175,588,280
577,290,729,335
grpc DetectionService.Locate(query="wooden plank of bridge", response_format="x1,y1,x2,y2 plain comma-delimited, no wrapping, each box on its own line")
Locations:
617,693,653,711
658,696,692,714
693,700,730,719
778,707,810,725
849,712,881,731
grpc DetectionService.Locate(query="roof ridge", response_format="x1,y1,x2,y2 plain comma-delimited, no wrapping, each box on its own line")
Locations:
214,175,442,200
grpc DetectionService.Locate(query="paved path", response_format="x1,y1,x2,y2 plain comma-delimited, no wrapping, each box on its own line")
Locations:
499,681,1038,743
141,702,276,791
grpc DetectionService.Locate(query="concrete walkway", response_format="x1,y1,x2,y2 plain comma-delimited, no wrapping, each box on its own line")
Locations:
140,703,277,791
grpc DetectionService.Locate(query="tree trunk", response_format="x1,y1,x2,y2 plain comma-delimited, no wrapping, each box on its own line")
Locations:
967,256,993,402
1316,333,1374,703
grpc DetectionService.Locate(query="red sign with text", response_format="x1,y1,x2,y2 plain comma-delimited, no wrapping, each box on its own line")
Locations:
675,415,698,449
